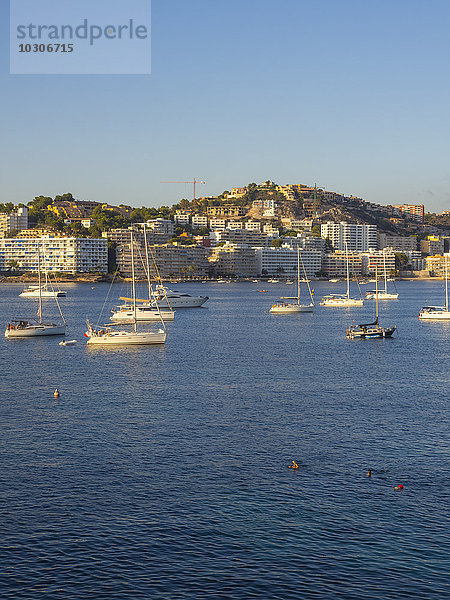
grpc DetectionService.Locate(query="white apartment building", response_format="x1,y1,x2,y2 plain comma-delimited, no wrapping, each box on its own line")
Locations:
173,211,191,225
245,220,261,232
191,214,208,229
145,218,175,236
0,236,108,273
254,247,322,278
321,222,377,251
0,206,28,237
209,218,227,231
227,221,244,230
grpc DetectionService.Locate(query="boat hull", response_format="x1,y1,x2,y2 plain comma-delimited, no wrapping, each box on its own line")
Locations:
86,330,166,345
111,307,175,321
151,297,208,308
5,324,65,337
320,298,364,307
20,289,66,298
270,303,314,313
347,326,396,339
418,310,450,320
365,292,398,300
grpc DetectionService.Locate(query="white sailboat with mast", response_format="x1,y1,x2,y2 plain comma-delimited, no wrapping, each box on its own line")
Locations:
418,255,450,320
6,249,66,338
320,244,364,307
346,265,396,338
270,248,314,313
85,231,166,345
365,252,398,299
110,224,175,322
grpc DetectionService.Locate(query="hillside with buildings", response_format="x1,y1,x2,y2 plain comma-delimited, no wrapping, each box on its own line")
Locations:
0,182,449,279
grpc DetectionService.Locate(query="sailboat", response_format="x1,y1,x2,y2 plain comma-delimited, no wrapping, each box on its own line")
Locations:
346,266,396,338
320,245,364,307
20,272,66,298
365,253,398,299
85,231,166,345
5,250,66,338
270,248,314,313
418,255,450,320
111,224,175,322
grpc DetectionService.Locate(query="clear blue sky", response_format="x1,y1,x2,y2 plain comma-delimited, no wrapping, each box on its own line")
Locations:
2,0,450,212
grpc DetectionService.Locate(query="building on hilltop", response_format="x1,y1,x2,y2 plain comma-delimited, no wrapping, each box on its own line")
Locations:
209,218,227,231
173,210,191,225
207,205,247,218
0,206,28,237
191,214,208,229
321,222,377,252
227,187,247,199
244,220,261,232
0,236,108,273
391,204,425,224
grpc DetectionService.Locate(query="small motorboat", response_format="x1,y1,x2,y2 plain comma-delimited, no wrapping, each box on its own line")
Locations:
59,339,78,346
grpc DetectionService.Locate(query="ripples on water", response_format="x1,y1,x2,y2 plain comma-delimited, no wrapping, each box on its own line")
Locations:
0,281,448,599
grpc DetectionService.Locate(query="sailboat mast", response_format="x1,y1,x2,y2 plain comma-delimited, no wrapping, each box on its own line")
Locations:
375,264,379,324
130,231,137,333
142,224,152,301
37,246,42,324
445,255,449,311
297,248,300,304
346,243,350,299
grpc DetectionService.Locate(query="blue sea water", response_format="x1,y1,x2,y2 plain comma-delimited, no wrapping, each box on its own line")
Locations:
0,279,448,599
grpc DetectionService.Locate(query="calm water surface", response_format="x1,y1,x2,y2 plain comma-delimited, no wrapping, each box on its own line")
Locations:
0,280,448,599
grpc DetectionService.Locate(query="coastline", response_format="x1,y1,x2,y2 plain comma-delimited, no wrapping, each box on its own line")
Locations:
0,275,444,283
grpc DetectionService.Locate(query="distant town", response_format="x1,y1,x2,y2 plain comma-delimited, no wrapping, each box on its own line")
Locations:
1,181,449,280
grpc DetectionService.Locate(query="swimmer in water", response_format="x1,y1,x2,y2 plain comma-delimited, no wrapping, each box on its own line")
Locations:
367,469,372,477
288,460,299,470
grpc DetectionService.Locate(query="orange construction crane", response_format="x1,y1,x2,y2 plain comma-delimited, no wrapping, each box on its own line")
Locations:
160,179,205,202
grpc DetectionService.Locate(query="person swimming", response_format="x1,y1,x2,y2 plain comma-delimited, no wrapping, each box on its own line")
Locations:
288,460,299,470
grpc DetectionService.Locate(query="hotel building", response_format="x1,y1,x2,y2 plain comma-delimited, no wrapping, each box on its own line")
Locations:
0,236,108,273
321,222,377,252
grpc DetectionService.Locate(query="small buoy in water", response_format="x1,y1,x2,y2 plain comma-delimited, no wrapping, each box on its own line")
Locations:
54,388,59,398
367,470,372,477
288,460,300,470
394,484,404,491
